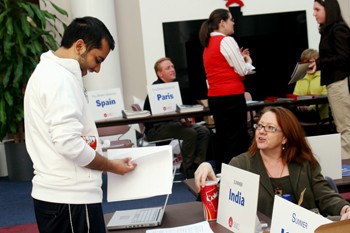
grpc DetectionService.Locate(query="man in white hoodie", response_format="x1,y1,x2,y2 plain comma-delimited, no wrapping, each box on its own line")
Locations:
24,16,137,233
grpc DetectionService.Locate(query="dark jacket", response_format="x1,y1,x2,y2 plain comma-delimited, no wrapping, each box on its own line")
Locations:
229,151,349,218
317,21,350,86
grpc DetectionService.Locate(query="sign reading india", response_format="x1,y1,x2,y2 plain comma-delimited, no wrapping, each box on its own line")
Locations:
147,82,183,114
217,164,260,233
87,88,125,121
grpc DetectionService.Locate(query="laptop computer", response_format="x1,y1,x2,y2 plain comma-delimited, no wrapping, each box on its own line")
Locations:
106,166,176,230
106,194,170,230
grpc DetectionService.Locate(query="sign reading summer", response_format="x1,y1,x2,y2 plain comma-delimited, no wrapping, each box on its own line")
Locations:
87,88,125,121
270,195,331,233
147,82,183,115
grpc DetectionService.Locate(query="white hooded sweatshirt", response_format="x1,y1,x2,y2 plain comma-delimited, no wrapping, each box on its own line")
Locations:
24,51,104,204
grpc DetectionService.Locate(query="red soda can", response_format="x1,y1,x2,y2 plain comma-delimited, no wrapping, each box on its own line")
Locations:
200,180,219,221
82,136,97,150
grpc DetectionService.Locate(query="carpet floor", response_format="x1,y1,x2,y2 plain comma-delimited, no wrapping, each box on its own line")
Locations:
0,171,196,231
0,223,38,233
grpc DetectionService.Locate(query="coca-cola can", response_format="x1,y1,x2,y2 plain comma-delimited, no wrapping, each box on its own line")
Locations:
200,180,218,221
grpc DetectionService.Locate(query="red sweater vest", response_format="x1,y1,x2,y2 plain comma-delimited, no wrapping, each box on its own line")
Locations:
203,35,245,97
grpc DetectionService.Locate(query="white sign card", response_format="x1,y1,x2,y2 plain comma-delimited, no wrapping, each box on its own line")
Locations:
306,133,342,179
217,163,260,233
87,88,125,121
270,195,332,233
107,145,173,202
147,82,183,114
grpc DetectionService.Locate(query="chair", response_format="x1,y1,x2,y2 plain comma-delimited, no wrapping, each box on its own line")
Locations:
244,92,258,139
325,176,350,201
197,99,215,126
131,103,175,147
298,105,336,136
244,92,258,123
97,125,133,152
131,103,183,172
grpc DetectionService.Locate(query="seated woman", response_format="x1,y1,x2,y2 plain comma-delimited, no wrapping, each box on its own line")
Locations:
195,106,350,220
293,48,329,123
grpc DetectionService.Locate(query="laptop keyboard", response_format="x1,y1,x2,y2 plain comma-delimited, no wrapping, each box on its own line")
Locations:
131,208,160,223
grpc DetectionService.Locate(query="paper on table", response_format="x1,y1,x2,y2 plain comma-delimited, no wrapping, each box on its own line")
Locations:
145,221,213,233
288,62,311,84
107,145,173,202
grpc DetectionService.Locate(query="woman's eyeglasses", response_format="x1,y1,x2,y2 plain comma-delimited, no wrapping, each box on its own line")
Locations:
253,123,279,133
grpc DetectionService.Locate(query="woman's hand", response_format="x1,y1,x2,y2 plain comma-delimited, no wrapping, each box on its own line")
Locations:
194,162,216,192
340,205,350,220
240,47,252,64
308,61,317,74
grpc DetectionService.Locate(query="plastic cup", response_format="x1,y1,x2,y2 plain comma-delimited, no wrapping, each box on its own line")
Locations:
200,180,219,221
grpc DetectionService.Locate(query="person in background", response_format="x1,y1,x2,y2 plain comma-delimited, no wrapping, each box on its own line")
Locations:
292,48,329,122
143,57,210,178
312,0,350,159
199,8,255,173
195,106,350,220
24,17,137,233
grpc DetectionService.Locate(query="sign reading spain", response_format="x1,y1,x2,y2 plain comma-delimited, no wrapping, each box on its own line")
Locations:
87,88,125,121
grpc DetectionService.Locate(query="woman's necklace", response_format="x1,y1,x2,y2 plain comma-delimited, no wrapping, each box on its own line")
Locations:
266,163,285,178
264,159,286,196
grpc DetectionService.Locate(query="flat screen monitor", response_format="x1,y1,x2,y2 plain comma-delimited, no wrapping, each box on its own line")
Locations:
163,8,308,103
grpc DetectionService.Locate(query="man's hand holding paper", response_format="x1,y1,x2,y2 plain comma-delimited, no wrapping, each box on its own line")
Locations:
107,145,173,202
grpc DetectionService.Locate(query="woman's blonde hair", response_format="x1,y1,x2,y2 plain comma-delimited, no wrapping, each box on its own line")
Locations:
300,49,319,62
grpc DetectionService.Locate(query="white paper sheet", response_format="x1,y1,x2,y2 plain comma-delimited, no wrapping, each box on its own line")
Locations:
107,145,173,202
145,221,213,233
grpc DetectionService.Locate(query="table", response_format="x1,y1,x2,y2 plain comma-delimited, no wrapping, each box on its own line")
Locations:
96,108,211,128
104,202,232,233
335,159,350,193
105,201,270,233
245,95,329,129
96,96,329,128
246,95,329,110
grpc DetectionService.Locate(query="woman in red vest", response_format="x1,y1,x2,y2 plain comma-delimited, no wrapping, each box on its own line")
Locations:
199,8,255,172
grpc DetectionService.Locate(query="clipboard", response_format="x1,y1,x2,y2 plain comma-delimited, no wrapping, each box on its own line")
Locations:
288,62,311,84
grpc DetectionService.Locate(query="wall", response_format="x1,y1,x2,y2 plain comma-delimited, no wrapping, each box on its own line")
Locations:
339,0,350,26
46,0,350,109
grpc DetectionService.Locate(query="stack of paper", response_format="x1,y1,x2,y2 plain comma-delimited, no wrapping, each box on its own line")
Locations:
176,104,204,113
122,109,150,119
296,95,314,100
107,145,173,202
288,62,311,84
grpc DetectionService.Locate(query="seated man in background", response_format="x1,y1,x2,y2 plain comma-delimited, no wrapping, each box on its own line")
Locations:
144,57,210,178
293,48,329,122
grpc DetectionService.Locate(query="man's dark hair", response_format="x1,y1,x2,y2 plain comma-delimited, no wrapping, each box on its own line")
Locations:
61,16,115,51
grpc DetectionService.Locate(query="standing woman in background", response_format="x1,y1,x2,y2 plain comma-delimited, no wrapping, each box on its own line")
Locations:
312,0,350,159
199,8,255,172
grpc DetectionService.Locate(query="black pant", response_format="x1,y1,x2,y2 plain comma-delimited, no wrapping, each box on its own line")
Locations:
33,199,106,233
208,94,249,173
